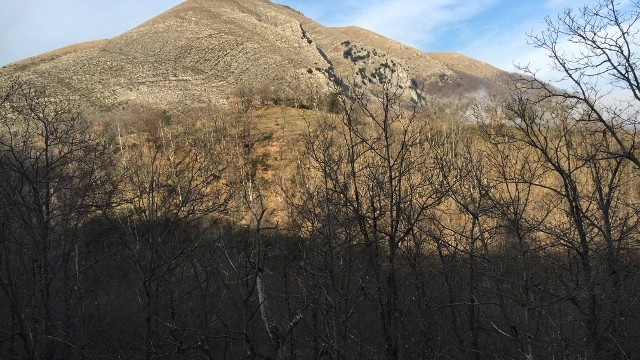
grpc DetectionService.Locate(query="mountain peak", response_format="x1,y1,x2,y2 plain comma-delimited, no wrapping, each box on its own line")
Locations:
0,0,511,110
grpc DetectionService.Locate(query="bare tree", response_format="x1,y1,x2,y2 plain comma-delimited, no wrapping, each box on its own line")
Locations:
500,93,640,358
0,79,111,359
292,64,446,359
431,124,496,359
104,111,231,358
520,0,640,168
286,112,379,359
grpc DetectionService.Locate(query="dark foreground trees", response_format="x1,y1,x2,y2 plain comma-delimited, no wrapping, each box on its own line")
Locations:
0,79,112,358
473,94,640,359
287,67,447,359
512,1,640,356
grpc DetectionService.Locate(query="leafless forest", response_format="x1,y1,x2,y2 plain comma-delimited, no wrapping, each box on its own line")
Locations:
1,1,640,359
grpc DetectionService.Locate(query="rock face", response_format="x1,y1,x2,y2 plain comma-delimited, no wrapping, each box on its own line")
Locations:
0,0,513,110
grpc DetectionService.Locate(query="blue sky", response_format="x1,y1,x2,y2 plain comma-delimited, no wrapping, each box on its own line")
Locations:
0,0,597,74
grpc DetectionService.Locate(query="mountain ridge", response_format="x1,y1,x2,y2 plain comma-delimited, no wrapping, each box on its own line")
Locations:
0,0,513,111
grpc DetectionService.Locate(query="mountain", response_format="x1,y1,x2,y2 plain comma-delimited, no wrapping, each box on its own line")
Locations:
0,0,514,111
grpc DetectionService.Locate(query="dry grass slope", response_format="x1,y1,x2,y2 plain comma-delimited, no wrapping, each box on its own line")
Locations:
0,0,514,111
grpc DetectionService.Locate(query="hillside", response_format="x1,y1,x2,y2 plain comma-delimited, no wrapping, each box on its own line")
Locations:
0,0,513,111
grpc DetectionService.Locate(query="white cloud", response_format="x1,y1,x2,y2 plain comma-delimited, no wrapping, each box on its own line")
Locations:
546,0,604,11
545,0,572,9
458,17,545,73
340,0,500,48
